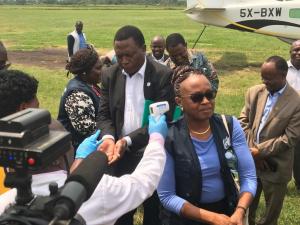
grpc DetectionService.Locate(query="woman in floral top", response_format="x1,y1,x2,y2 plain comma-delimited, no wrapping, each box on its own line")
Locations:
57,47,102,150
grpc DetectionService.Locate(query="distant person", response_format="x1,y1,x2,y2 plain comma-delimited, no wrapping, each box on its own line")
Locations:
164,33,219,92
0,41,11,71
58,47,102,151
148,35,169,64
239,56,300,225
287,40,300,191
97,25,175,225
67,21,88,60
0,69,73,175
100,49,117,67
158,66,256,225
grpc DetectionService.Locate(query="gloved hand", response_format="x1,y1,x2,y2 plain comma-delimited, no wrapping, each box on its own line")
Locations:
75,130,103,159
148,115,168,139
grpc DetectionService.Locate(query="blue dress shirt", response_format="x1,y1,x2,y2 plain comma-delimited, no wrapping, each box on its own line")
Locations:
256,84,287,143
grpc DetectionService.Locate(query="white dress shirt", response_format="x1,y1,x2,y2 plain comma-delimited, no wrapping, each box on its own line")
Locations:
287,60,300,91
0,134,166,225
151,54,165,65
121,57,146,145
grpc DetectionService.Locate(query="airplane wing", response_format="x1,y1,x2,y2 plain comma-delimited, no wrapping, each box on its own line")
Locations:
277,37,296,44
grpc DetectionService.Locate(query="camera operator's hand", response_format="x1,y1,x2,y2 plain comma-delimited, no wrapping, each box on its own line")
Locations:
75,130,103,159
148,115,168,138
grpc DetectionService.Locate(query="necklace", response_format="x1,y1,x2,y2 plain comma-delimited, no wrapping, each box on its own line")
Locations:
189,125,210,135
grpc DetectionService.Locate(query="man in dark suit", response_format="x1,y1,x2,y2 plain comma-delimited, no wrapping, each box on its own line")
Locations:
97,25,174,225
239,56,300,225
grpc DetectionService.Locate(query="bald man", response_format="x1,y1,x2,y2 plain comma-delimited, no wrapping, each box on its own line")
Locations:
239,56,300,224
67,21,87,60
148,35,169,64
287,40,300,191
0,41,11,71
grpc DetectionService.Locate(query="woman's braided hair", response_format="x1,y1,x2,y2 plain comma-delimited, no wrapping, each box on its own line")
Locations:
66,46,99,76
171,65,203,97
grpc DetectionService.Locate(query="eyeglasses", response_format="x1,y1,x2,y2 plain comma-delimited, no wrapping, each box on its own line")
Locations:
180,90,216,103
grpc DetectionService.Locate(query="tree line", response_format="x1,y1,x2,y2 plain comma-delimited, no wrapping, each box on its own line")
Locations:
0,0,185,5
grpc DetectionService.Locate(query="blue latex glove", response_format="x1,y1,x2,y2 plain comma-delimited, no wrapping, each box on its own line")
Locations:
75,130,103,159
148,115,168,139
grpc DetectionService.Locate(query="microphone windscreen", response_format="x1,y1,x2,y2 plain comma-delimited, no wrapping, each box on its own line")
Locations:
66,151,108,199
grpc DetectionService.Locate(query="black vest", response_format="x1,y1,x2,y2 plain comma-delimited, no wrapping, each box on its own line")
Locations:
57,76,100,149
164,114,238,225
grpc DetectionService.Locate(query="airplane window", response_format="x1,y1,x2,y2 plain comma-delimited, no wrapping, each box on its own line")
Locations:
289,8,300,18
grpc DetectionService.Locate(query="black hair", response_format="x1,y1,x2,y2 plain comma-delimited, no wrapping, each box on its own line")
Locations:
66,46,99,76
265,55,288,76
0,70,38,118
166,33,186,50
171,65,204,97
114,25,145,47
75,21,83,26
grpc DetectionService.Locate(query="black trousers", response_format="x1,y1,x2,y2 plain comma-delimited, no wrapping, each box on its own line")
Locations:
294,142,300,189
115,191,162,225
114,150,162,225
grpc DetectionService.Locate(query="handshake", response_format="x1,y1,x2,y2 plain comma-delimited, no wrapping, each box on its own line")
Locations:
75,115,168,162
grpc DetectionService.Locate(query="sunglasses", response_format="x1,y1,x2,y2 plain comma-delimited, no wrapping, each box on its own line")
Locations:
181,90,216,103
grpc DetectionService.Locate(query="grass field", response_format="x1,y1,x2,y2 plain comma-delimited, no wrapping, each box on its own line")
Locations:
0,5,299,225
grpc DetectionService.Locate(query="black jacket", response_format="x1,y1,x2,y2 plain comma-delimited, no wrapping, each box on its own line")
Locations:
97,57,175,175
57,76,100,149
164,114,238,225
97,57,175,152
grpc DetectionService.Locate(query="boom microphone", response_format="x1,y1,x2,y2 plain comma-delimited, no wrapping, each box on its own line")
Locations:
52,151,108,220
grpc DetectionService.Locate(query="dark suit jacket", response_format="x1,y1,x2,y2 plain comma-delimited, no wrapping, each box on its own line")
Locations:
239,83,300,183
97,57,174,153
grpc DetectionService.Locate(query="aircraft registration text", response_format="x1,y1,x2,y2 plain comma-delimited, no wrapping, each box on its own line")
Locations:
240,8,282,18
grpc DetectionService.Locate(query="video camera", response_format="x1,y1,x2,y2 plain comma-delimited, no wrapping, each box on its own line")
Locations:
0,108,107,225
0,108,71,172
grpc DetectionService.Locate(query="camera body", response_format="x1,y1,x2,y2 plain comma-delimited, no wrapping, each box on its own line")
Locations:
0,108,70,171
0,108,84,225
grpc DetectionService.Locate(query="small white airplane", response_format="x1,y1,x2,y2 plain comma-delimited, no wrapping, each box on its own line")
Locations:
185,0,300,43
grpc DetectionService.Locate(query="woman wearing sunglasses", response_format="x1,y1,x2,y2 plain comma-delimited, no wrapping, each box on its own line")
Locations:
157,66,257,225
